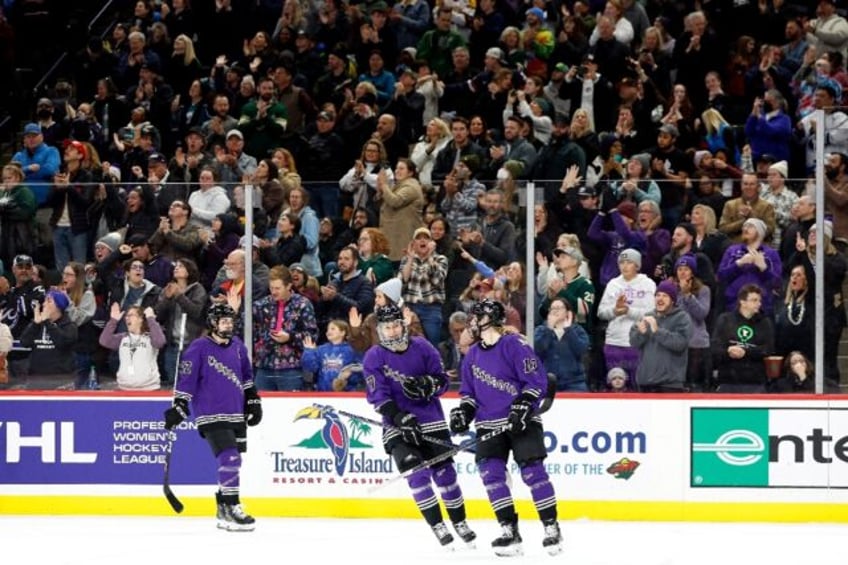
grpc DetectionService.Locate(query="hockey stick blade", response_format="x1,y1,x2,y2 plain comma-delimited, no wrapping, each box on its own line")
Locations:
367,424,511,494
324,405,475,454
163,431,184,513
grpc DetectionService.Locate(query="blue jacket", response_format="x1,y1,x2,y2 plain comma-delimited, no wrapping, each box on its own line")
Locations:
302,342,362,391
12,143,61,205
533,323,590,390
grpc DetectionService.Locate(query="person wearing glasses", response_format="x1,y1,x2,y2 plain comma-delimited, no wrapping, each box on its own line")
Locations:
149,199,203,261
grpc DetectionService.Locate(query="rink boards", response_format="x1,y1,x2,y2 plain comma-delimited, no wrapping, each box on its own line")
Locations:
0,393,847,522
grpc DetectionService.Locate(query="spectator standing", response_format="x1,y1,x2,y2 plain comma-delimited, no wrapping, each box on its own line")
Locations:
0,163,37,269
50,140,93,272
60,262,97,389
188,168,231,229
630,280,693,392
99,305,166,391
672,254,713,391
711,284,775,393
252,265,318,391
0,255,44,381
19,290,78,385
719,172,777,244
535,298,590,392
377,158,425,263
400,227,448,346
13,123,61,206
717,218,782,316
319,247,376,333
154,258,208,384
596,249,656,383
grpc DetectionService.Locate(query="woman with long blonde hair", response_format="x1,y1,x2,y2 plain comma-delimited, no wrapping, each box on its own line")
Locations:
168,34,203,99
569,108,599,163
410,117,452,190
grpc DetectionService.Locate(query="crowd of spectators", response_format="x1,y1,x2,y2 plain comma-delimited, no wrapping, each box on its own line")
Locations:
0,0,846,394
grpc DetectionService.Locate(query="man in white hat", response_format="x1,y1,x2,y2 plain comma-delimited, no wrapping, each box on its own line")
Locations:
759,160,798,249
716,217,782,316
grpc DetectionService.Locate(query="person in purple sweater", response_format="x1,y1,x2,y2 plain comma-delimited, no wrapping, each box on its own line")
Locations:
717,217,782,316
164,303,262,531
450,299,562,557
364,304,476,549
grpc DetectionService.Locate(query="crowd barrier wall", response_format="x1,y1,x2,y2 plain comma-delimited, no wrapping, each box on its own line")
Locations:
1,392,846,522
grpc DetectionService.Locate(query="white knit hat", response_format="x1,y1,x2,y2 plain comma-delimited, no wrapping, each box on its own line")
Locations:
768,160,788,178
377,277,403,306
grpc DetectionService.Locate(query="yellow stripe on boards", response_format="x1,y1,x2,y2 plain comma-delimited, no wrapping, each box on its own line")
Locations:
2,498,848,523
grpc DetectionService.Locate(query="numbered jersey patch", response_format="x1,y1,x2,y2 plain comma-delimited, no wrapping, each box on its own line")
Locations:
523,357,538,374
179,360,193,376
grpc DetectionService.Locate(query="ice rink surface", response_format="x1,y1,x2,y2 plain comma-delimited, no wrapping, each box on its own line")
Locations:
0,516,844,565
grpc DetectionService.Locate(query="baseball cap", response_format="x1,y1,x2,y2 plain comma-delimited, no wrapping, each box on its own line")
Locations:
148,152,167,164
186,126,206,140
23,123,41,136
239,234,262,249
139,124,157,137
290,263,306,273
317,110,335,121
13,254,33,267
226,129,244,140
63,139,88,160
577,185,596,197
553,246,583,262
553,62,568,73
413,227,432,239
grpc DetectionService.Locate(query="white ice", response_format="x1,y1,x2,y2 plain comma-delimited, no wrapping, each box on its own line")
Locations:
0,516,843,564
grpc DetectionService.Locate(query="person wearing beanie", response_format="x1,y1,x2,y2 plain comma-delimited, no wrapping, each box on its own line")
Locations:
673,253,713,390
717,214,782,316
760,160,798,250
19,290,78,384
597,247,656,381
629,275,692,392
718,172,776,244
96,232,123,254
348,277,424,354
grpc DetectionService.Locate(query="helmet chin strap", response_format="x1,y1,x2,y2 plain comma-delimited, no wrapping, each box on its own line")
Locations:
212,328,233,344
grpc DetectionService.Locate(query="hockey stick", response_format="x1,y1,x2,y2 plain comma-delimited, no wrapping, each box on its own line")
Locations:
163,313,188,514
367,424,512,494
327,406,477,454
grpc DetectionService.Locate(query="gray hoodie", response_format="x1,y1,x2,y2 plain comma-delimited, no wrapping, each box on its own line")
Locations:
629,306,692,389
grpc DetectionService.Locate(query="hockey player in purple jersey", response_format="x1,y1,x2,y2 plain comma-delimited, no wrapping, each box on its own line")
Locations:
450,299,563,556
164,303,262,531
364,304,477,549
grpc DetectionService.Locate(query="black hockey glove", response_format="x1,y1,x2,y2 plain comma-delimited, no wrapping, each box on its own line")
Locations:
508,393,535,432
449,401,476,434
164,398,189,430
393,412,422,446
401,374,444,402
244,386,262,427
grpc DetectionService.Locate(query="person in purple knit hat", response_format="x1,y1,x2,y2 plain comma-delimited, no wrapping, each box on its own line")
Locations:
164,303,262,531
450,298,563,557
364,304,477,550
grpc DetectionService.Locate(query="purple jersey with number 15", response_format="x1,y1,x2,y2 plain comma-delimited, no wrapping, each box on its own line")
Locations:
459,333,547,428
